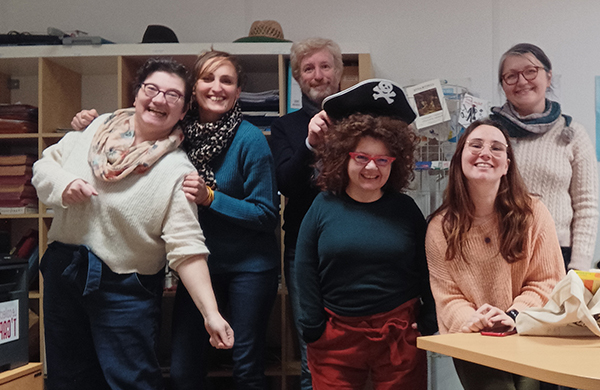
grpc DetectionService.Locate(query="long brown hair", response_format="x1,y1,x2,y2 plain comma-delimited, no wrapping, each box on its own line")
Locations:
430,119,533,263
315,113,417,194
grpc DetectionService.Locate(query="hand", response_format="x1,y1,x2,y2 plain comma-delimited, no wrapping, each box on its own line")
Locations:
182,172,210,204
71,109,99,131
461,303,515,333
205,313,234,349
307,110,331,148
62,179,98,204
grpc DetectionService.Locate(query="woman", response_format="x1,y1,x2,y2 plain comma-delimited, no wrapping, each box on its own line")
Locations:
169,50,279,390
71,51,279,389
490,43,598,272
426,119,565,390
295,80,437,390
32,58,233,390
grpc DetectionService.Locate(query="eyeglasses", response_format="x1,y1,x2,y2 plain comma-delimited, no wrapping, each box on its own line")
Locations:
349,152,396,167
466,139,508,157
140,83,184,104
501,66,543,86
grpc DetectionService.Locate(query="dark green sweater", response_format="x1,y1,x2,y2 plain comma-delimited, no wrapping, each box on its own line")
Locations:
295,191,437,343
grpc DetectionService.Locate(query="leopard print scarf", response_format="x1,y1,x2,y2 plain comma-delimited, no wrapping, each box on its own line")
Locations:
182,102,242,189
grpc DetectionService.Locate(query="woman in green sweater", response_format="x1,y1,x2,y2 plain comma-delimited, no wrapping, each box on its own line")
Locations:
295,79,437,390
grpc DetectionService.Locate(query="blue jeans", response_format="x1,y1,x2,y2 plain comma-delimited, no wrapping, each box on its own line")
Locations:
171,269,278,390
41,242,165,390
284,246,312,390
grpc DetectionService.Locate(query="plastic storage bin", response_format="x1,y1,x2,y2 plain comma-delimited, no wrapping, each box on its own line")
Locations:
0,256,28,372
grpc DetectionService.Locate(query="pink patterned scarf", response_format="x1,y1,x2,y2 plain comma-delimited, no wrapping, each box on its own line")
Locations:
88,108,184,181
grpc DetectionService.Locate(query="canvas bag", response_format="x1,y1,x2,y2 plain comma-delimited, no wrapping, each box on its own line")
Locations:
516,270,600,337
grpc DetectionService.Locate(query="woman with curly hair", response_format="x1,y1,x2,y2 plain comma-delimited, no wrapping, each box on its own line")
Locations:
295,80,437,390
426,118,565,390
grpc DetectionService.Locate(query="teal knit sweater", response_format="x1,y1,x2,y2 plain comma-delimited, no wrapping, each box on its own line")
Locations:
295,191,437,342
199,120,279,274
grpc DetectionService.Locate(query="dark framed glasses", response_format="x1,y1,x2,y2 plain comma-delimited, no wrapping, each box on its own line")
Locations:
501,66,543,86
349,152,396,167
140,83,183,104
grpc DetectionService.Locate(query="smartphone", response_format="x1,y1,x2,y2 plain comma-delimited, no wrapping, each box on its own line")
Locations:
480,323,517,337
480,329,517,337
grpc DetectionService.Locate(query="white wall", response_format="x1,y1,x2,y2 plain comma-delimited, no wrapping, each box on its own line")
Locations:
3,0,600,264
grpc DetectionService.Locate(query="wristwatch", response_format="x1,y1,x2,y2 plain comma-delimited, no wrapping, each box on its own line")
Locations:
506,309,519,321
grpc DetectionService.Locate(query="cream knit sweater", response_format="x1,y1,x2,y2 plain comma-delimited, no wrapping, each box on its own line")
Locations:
511,118,598,270
33,113,209,275
426,198,565,334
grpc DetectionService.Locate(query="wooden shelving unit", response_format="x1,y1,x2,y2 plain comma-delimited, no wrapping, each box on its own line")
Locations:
0,42,372,389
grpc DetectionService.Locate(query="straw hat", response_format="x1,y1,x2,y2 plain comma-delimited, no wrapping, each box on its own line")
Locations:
234,20,290,42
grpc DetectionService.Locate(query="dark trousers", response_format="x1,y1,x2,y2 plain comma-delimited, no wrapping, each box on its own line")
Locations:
170,269,278,390
453,359,539,390
41,242,165,390
284,246,312,390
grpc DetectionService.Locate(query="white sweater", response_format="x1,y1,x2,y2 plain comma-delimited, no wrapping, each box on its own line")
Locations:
33,113,209,275
511,117,598,270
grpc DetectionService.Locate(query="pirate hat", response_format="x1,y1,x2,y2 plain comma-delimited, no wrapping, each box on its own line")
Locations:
322,78,416,124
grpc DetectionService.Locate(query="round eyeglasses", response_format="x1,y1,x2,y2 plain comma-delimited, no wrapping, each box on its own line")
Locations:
501,66,543,86
349,152,396,167
466,139,508,157
140,83,183,104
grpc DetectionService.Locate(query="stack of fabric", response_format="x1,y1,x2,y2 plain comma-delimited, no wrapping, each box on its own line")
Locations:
0,154,38,214
239,90,279,130
0,104,38,134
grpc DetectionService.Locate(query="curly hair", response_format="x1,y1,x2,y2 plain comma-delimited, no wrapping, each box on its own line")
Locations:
315,114,418,194
430,118,533,263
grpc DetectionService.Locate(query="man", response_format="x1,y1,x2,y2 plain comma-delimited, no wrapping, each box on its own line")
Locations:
270,37,343,390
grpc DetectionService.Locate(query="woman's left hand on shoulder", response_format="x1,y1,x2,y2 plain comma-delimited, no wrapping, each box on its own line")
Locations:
183,171,210,205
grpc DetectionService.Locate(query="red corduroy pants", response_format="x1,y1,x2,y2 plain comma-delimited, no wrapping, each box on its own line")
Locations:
307,298,426,390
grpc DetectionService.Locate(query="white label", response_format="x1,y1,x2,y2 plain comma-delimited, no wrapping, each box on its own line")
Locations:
0,300,19,345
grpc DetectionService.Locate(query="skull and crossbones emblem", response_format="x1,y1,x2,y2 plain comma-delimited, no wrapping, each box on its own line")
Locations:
372,81,396,104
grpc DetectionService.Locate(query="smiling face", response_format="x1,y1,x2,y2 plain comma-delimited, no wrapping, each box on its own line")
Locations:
501,53,551,116
461,125,510,188
194,59,241,123
133,71,187,144
298,48,341,105
346,136,392,203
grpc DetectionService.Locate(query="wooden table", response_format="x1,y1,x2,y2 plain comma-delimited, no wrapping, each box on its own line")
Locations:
418,333,600,390
0,363,43,390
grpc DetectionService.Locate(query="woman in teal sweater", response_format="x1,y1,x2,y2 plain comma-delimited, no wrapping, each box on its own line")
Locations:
170,50,279,390
295,80,437,390
70,51,279,390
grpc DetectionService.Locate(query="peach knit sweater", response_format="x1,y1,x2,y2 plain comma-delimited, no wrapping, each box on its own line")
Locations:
426,198,565,334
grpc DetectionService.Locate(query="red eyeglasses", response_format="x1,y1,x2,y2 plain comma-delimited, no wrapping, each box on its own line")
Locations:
349,152,396,167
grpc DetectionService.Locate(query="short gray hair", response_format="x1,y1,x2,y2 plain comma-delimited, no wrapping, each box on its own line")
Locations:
290,38,343,83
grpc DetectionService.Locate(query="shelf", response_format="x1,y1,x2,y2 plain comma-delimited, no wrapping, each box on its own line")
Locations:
0,213,40,219
0,133,39,139
28,291,41,299
0,42,372,390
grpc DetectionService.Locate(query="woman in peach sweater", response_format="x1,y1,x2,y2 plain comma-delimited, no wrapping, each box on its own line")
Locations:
425,118,565,390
